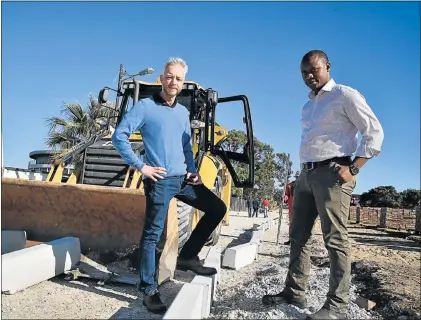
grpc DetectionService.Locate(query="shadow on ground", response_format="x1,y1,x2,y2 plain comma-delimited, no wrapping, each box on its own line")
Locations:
51,267,194,319
351,237,421,253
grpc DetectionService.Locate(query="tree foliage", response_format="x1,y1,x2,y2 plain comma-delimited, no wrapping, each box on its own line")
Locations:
45,96,117,162
400,188,421,209
360,186,421,209
222,129,292,203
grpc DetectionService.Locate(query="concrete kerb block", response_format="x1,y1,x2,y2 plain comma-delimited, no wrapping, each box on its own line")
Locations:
203,246,221,301
222,243,258,270
250,231,261,245
250,231,261,260
1,230,27,255
191,275,213,318
2,237,81,294
163,283,203,319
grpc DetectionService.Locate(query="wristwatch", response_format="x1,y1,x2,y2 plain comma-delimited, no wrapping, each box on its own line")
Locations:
349,164,359,176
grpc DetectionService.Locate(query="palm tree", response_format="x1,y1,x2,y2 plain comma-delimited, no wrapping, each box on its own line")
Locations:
45,95,118,163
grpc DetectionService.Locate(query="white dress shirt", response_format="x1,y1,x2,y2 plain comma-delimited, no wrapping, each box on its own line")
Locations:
300,79,384,163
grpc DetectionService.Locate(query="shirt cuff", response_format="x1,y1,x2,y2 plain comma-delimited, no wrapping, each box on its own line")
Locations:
355,144,382,158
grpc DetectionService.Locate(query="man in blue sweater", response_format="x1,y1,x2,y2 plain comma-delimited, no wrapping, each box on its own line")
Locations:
112,57,227,314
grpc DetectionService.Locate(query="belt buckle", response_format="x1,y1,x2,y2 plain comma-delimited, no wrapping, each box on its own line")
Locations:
301,162,315,171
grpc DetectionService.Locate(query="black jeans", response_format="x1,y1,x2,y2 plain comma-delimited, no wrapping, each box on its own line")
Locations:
252,208,259,217
139,175,227,295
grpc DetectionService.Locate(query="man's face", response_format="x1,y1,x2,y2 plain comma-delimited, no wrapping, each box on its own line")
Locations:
160,64,186,98
300,55,330,91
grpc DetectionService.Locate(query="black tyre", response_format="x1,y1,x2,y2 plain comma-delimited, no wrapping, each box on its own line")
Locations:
177,200,194,253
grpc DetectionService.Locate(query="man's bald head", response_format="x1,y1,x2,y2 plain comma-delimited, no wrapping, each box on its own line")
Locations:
301,50,329,65
300,50,331,92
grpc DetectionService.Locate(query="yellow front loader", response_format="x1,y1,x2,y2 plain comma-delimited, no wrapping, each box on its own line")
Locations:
1,64,255,283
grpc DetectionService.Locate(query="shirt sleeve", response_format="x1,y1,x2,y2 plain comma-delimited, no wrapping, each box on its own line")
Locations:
342,88,384,158
182,116,197,174
112,101,147,171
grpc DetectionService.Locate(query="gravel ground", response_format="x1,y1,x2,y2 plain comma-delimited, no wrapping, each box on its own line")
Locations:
3,210,419,319
208,213,378,319
1,210,272,320
1,266,196,319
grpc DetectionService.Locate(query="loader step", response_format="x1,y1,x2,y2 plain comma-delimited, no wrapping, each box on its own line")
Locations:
83,178,126,187
85,164,128,172
85,157,127,165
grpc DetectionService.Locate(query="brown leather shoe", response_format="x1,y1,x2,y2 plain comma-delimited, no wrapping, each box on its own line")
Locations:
306,307,348,319
143,291,167,314
262,290,307,309
176,255,217,276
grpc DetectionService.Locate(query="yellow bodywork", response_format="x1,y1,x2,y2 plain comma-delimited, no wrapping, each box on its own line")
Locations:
47,78,233,233
2,78,235,286
55,122,232,231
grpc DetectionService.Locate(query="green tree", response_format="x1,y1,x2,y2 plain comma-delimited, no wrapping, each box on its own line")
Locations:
273,153,293,205
360,186,402,208
222,130,292,203
400,189,421,209
45,96,117,163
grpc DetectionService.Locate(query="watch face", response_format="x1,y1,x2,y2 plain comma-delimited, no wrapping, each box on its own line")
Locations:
350,165,359,175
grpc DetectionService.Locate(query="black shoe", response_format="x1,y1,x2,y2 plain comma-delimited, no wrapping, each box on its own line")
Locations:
143,291,167,314
176,255,217,276
283,240,291,245
306,307,347,319
262,290,307,309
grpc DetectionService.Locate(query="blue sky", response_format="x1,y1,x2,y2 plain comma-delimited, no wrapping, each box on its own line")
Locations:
2,1,420,194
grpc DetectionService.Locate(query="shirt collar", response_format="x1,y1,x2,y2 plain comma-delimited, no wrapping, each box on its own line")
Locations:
153,92,178,107
308,78,336,99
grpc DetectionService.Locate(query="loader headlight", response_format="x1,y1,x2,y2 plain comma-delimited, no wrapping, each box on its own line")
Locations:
191,120,206,129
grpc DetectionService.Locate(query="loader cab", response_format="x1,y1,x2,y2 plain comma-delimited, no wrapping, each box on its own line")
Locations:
99,80,255,188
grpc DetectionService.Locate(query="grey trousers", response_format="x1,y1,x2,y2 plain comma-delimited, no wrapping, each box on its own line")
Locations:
283,161,356,312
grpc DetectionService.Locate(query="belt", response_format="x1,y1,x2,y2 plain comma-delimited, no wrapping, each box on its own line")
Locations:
300,156,351,171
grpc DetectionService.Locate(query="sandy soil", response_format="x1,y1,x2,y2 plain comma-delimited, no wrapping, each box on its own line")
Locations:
209,214,421,320
2,210,420,319
1,210,274,320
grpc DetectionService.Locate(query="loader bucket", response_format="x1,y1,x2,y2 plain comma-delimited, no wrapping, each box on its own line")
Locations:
1,177,148,252
1,177,179,283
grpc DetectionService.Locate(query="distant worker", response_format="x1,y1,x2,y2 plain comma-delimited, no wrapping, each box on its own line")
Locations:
246,197,252,218
262,50,384,319
283,171,300,245
113,57,227,315
262,199,270,218
252,198,260,217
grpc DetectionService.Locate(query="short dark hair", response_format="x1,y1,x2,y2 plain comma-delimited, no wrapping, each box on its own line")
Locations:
302,50,329,64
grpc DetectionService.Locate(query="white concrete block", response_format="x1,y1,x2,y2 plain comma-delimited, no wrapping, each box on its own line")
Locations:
163,283,203,319
204,246,221,283
222,243,258,270
250,231,261,244
250,231,261,260
191,275,213,318
2,237,81,294
1,230,27,254
203,246,221,301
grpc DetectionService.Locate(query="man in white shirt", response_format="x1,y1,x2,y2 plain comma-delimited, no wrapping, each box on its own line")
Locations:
262,50,384,319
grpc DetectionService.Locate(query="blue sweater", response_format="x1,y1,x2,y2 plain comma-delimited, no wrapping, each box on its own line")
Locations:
112,95,197,177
